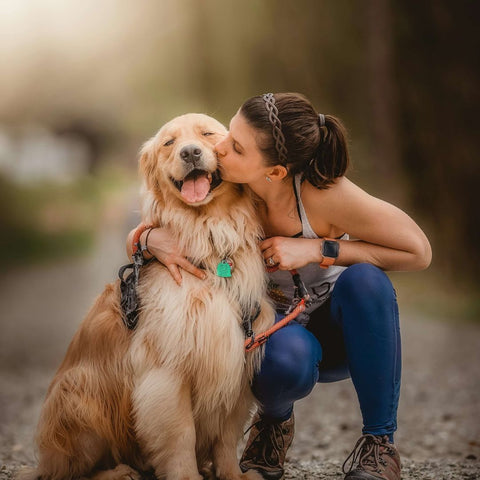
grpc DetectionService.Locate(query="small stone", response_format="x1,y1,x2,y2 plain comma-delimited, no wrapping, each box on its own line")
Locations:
465,454,477,460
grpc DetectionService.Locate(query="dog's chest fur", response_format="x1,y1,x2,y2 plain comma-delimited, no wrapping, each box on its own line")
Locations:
131,190,267,415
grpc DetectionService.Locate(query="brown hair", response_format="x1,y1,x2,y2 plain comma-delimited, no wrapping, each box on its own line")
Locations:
239,92,350,189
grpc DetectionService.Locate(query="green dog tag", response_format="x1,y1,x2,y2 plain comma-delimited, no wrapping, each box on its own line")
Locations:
216,260,232,278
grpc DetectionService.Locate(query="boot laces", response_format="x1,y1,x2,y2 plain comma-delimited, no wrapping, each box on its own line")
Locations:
244,418,288,468
342,434,394,474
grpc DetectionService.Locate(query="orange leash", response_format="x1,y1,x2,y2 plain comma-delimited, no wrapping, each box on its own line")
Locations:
244,265,311,352
244,296,307,353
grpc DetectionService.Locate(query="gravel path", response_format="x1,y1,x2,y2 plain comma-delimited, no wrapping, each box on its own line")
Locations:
0,198,479,479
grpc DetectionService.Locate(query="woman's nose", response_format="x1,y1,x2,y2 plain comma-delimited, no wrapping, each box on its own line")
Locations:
214,138,226,156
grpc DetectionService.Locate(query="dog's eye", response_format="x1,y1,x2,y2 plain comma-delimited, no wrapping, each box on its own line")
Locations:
202,132,214,137
164,139,175,146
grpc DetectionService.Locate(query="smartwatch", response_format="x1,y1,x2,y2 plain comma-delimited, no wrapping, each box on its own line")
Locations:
319,238,340,269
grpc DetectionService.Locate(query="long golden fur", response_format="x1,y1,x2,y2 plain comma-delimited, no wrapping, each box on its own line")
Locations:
23,114,274,480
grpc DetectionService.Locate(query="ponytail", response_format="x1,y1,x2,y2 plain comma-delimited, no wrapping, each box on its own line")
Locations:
305,115,350,189
240,93,350,189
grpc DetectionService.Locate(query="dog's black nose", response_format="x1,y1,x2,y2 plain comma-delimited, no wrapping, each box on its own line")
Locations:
180,145,202,164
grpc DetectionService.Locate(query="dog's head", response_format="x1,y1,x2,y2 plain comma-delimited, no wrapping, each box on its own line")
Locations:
140,113,228,206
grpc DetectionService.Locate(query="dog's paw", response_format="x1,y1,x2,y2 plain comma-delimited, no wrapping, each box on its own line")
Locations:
214,470,265,480
101,464,142,480
199,462,215,480
238,471,265,480
14,466,40,480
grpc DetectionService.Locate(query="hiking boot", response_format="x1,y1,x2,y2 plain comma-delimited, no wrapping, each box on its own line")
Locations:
239,413,295,480
342,434,401,480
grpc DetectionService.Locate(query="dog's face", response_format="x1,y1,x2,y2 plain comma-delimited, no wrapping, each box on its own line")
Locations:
140,113,228,206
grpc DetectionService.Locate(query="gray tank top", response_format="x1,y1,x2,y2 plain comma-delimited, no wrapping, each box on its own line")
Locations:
267,174,348,318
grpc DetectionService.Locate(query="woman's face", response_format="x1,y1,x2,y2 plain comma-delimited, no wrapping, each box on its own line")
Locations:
215,112,270,184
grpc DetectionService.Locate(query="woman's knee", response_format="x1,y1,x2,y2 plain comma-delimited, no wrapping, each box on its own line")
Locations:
333,263,395,303
255,323,322,395
331,263,399,334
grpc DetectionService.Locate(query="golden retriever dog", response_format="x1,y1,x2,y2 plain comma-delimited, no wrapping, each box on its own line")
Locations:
23,114,274,480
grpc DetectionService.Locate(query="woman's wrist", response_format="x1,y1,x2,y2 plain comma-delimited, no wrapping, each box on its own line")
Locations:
303,238,325,264
139,228,155,259
130,223,154,259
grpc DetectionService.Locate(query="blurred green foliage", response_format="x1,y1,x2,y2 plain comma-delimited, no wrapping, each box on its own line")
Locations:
0,0,478,313
0,171,130,266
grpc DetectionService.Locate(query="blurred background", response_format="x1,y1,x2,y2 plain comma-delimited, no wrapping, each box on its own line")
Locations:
0,0,479,472
0,0,478,321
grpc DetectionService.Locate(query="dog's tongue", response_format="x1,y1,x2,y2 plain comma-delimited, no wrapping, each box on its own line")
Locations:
181,174,210,203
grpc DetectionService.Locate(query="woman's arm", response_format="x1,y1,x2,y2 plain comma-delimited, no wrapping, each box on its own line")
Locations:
126,226,206,285
322,177,432,270
261,177,432,272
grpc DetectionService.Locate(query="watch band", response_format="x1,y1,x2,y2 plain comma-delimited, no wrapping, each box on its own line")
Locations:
319,255,336,269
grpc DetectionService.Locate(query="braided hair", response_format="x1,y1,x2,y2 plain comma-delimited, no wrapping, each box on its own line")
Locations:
239,92,350,189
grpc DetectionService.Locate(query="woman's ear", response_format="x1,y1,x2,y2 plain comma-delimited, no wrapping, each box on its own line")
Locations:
267,165,288,182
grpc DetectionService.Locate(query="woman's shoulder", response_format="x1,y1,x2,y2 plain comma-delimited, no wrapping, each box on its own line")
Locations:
299,176,362,236
302,176,365,210
302,177,378,231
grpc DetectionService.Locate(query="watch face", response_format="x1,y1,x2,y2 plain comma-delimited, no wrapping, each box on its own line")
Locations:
323,240,340,258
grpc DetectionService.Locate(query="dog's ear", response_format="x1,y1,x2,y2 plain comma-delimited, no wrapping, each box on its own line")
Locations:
139,137,158,190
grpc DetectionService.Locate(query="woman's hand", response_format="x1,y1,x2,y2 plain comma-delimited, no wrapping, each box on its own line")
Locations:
260,237,322,271
126,226,206,286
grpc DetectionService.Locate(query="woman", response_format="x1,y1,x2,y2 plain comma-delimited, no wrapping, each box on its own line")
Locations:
127,93,431,480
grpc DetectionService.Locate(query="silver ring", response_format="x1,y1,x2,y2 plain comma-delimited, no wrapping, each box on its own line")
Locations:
267,256,276,266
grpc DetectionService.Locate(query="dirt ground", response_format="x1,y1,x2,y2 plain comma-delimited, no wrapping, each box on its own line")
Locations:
1,198,479,479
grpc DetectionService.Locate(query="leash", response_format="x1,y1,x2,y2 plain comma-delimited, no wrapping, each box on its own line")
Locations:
118,224,154,330
244,267,310,352
244,298,307,352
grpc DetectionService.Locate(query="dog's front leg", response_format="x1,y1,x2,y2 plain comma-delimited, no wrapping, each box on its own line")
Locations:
212,398,263,480
133,368,202,480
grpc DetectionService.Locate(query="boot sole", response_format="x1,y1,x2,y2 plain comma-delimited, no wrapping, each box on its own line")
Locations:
240,466,284,480
344,472,385,480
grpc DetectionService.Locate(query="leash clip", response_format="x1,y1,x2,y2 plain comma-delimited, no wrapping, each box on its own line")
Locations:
244,333,268,353
289,269,311,311
285,296,301,316
118,245,152,330
244,334,256,351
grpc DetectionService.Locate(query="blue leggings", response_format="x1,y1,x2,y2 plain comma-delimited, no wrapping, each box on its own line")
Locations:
252,263,401,440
